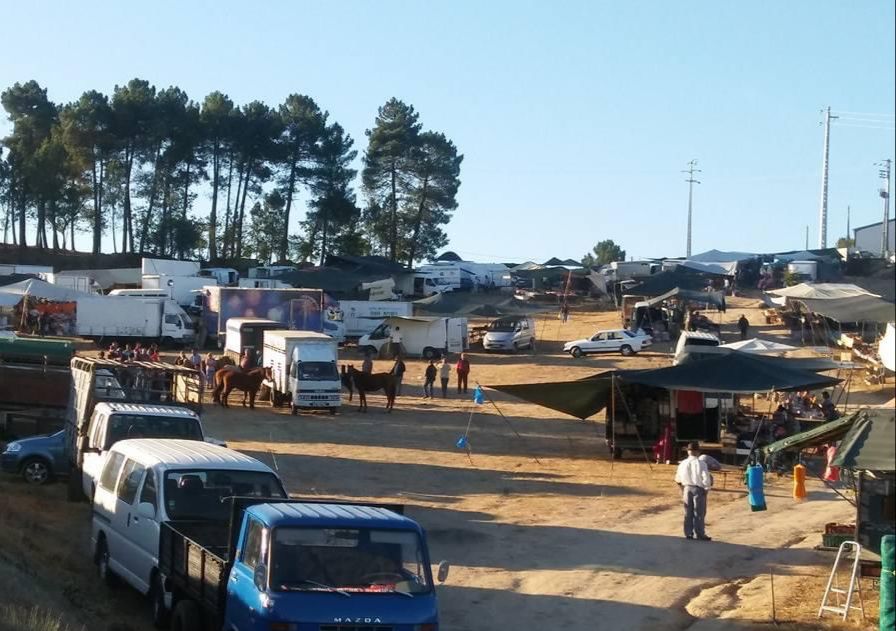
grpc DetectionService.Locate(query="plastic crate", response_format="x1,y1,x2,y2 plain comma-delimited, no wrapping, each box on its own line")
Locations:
824,522,855,535
822,533,855,548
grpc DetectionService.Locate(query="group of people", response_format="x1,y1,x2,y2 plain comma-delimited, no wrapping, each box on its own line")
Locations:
102,341,161,363
360,346,472,399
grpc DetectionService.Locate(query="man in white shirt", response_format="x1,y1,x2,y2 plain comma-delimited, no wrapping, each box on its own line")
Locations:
674,441,713,541
390,326,403,359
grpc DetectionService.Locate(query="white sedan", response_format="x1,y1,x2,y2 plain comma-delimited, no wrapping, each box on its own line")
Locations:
564,329,652,358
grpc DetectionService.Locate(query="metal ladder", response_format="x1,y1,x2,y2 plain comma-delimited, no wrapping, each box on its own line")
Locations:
818,540,865,620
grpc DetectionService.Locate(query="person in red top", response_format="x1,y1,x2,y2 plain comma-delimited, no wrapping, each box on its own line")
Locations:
455,352,471,394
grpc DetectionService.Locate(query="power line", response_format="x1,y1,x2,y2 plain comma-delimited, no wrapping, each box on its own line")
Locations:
833,110,895,118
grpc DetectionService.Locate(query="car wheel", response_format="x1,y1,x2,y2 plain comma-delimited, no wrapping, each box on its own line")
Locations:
620,344,634,357
151,572,170,628
171,599,201,631
570,346,583,358
361,346,377,357
95,538,117,587
21,458,52,485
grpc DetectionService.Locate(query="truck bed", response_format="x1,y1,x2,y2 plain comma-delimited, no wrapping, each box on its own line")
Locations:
159,521,231,614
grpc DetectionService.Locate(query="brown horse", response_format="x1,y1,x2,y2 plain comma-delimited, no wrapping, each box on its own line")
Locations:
340,364,354,402
213,366,271,408
348,365,396,413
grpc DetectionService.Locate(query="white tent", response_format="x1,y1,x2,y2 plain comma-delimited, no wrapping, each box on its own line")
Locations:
0,278,93,308
719,338,797,354
766,283,878,300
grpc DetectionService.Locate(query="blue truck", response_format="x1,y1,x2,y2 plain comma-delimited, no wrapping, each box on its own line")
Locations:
160,497,447,631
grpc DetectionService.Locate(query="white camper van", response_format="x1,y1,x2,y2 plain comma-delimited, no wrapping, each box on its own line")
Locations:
358,316,468,359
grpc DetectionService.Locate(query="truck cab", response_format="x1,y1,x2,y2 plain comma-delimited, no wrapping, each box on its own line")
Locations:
288,336,341,414
80,402,208,499
162,500,446,631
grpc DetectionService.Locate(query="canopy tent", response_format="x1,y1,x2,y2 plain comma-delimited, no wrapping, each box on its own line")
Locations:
489,352,842,420
761,413,859,458
628,270,711,296
774,250,835,262
0,278,93,308
689,249,758,263
276,268,375,296
489,374,613,420
614,352,842,394
0,273,38,288
676,261,732,276
767,283,878,300
831,408,896,471
413,292,549,316
793,295,895,324
719,338,797,354
642,287,726,309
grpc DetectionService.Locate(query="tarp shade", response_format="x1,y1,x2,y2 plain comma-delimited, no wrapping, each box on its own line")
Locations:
643,287,726,308
689,249,758,263
0,278,93,307
719,338,797,353
676,261,732,276
413,293,550,316
616,351,842,394
831,409,896,471
767,283,877,300
488,373,614,420
629,270,710,296
762,413,858,457
794,295,895,324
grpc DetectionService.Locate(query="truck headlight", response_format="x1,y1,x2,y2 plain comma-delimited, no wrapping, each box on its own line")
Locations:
4,443,21,453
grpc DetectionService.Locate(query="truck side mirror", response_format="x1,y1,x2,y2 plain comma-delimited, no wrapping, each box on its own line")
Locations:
254,564,267,591
436,560,450,583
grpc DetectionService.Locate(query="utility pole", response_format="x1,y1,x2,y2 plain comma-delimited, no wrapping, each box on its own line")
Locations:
683,159,701,258
877,159,891,257
846,205,851,245
805,225,809,250
818,106,838,248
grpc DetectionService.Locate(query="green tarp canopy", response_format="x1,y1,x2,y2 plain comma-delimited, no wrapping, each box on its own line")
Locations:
615,351,842,394
761,413,858,458
831,408,896,471
489,352,841,420
628,270,709,296
795,295,896,324
643,287,726,309
489,373,614,420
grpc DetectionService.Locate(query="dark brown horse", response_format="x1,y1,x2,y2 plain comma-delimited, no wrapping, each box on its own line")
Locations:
341,364,354,402
348,365,396,413
213,366,271,409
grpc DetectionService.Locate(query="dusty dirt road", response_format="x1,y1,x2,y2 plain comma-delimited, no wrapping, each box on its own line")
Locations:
1,296,887,630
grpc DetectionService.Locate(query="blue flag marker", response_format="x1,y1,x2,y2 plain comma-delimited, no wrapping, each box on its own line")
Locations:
473,386,484,405
456,435,469,449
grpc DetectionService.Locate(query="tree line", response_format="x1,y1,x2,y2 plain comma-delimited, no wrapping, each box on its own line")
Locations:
0,80,462,266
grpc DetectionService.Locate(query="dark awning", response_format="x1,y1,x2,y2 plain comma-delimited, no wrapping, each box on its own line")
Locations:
488,373,614,420
831,408,896,471
643,287,726,309
762,414,858,457
616,352,842,394
795,295,895,324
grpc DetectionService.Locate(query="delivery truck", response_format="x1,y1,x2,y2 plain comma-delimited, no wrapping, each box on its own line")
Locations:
262,330,341,413
141,274,213,307
201,287,343,345
74,296,195,345
158,496,446,631
339,300,413,340
358,316,468,359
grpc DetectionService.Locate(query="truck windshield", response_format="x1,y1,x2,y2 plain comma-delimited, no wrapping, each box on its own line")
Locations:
272,528,431,595
105,414,203,449
486,320,516,332
295,361,339,381
164,470,285,521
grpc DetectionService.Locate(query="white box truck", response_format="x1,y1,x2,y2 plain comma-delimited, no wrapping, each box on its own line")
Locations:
74,296,194,344
340,300,413,340
262,330,341,414
141,257,201,277
141,274,212,307
358,316,468,359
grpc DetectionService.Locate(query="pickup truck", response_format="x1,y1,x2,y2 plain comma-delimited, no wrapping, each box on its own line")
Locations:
160,498,447,631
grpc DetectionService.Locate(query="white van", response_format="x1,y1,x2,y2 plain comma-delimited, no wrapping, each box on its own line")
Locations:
91,439,286,624
80,402,209,499
482,315,536,352
673,331,722,365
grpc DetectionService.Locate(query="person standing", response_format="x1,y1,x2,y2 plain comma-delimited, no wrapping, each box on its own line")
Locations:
390,326,403,359
239,349,252,371
203,353,218,387
391,355,406,396
361,350,374,374
190,348,202,371
456,352,470,394
438,357,451,398
423,360,437,399
674,441,713,541
737,314,749,340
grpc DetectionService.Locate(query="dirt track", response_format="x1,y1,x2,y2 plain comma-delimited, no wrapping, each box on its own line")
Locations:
1,296,889,630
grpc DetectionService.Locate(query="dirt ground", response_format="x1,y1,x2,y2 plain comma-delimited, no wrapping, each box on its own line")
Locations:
1,294,891,630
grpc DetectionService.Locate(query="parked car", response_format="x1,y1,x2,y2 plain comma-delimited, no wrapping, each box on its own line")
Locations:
673,331,722,365
1,430,69,484
482,315,536,352
564,329,652,357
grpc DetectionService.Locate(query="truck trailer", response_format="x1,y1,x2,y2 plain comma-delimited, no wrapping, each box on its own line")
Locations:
358,316,468,359
74,296,195,344
339,300,413,340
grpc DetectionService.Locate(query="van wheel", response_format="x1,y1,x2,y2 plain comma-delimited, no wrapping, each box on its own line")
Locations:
361,346,377,357
95,538,117,587
161,336,174,349
329,407,337,415
570,346,583,358
151,572,170,628
422,347,437,359
529,338,536,351
171,599,201,631
291,405,298,416
620,344,634,357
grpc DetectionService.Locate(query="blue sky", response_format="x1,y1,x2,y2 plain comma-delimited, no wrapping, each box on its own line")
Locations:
1,1,894,262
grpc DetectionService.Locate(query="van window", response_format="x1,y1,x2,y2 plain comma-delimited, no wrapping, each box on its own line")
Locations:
140,469,158,509
89,413,106,449
99,452,126,491
117,460,145,505
686,338,719,347
164,314,181,326
241,519,266,569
